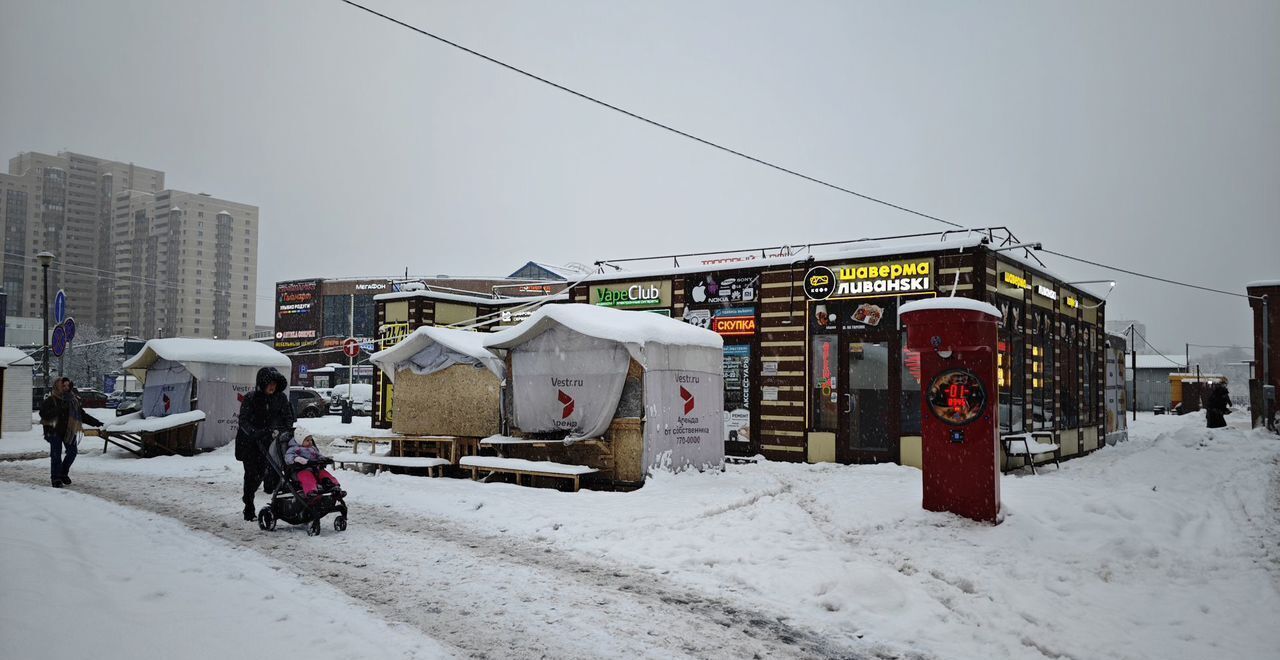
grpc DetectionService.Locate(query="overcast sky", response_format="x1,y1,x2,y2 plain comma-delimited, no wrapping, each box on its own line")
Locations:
2,0,1276,355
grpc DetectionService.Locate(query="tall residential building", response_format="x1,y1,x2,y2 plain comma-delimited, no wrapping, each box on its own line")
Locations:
2,149,257,339
3,151,164,331
112,190,258,339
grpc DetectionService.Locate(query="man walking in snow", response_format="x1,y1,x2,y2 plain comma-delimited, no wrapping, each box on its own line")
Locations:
1205,382,1231,429
235,366,294,521
39,378,104,488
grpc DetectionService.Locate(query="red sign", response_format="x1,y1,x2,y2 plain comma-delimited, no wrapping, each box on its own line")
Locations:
342,338,360,358
712,315,756,336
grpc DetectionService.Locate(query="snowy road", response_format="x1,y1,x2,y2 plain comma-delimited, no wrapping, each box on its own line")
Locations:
0,464,864,660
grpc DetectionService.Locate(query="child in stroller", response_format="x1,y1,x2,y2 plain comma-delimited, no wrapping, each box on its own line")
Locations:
286,435,345,501
257,429,348,536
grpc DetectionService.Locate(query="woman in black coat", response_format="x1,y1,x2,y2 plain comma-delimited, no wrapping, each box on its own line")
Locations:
235,367,294,520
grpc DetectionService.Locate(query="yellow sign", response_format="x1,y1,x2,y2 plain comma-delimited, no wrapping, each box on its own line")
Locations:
822,258,933,299
1003,271,1030,290
1065,296,1079,309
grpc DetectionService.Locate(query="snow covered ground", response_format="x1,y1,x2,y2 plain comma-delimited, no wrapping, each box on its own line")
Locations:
1,410,1277,659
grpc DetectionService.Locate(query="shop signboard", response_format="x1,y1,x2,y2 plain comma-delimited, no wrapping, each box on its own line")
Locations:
804,258,934,301
686,273,759,305
711,307,757,336
376,322,411,422
589,280,671,309
274,279,321,350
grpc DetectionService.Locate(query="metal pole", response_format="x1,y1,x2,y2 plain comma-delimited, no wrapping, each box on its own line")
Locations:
1130,325,1137,421
1185,343,1189,373
41,263,50,394
1263,295,1272,430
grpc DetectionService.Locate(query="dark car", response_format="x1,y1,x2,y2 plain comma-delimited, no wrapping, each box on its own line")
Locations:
115,391,142,416
289,387,327,418
75,388,109,409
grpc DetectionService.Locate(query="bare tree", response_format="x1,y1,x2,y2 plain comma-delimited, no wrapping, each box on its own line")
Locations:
63,327,123,391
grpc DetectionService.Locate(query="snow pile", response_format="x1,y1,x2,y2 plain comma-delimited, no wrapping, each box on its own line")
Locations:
0,481,452,659
899,296,1001,317
370,325,505,382
103,410,206,434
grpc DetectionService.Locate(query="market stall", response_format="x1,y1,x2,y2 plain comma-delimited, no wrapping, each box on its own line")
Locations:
122,338,292,450
0,347,34,434
482,303,725,487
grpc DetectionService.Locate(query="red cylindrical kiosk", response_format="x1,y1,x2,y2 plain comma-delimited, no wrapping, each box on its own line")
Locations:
900,298,1002,523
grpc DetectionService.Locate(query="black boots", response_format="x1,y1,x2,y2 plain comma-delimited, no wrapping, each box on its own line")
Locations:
243,505,256,521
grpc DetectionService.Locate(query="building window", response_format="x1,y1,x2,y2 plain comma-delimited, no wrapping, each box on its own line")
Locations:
900,329,922,436
1060,318,1079,428
1031,308,1055,431
1083,327,1096,425
997,299,1026,432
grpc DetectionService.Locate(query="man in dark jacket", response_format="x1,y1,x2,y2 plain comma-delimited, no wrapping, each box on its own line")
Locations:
39,378,104,487
1205,382,1231,429
235,367,294,520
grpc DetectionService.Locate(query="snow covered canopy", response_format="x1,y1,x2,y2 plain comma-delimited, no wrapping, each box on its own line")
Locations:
123,338,291,382
370,326,506,383
0,347,35,368
121,338,292,450
485,304,724,473
484,303,723,373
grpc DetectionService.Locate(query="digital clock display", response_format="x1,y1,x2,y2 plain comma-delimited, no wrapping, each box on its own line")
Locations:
927,369,987,426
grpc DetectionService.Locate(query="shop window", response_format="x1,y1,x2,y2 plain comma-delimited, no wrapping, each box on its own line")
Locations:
1031,308,1055,431
997,299,1026,433
900,329,922,436
811,334,838,431
1083,327,1096,424
1060,319,1079,428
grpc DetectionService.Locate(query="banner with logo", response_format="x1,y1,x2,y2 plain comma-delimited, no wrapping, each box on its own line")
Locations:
510,326,631,440
804,258,934,300
142,359,193,418
643,370,724,473
195,364,271,450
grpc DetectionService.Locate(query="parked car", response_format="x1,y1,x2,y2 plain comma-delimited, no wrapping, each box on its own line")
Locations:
288,386,327,418
75,388,109,409
328,383,374,416
115,392,142,416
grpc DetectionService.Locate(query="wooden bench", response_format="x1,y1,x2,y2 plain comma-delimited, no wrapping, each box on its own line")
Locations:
91,415,203,458
393,435,478,465
460,455,597,492
1001,432,1061,474
332,452,452,477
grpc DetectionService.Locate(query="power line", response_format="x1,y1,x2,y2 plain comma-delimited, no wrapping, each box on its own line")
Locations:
1039,248,1251,299
336,0,964,230
1131,327,1185,368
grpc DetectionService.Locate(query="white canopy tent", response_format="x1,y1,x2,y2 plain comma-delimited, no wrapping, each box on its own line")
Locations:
484,304,725,474
0,347,35,434
123,339,292,450
370,325,506,383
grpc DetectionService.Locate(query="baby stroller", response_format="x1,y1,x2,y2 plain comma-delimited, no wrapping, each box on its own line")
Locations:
257,429,348,536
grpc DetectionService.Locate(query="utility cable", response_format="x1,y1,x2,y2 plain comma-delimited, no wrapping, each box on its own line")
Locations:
336,0,964,229
1039,248,1253,300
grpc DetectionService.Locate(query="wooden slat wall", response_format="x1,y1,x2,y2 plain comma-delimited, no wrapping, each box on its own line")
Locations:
755,268,808,460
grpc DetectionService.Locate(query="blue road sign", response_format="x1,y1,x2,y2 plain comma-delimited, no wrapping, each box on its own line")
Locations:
299,364,309,378
51,325,67,357
54,289,67,324
63,317,76,343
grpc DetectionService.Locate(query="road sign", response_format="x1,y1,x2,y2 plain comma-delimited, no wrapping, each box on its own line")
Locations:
360,341,375,353
342,337,360,358
51,325,67,357
54,289,67,324
62,317,76,343
298,364,309,378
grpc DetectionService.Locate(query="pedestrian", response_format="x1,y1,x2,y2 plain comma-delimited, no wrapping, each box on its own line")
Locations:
234,367,294,521
38,377,104,488
1205,382,1231,429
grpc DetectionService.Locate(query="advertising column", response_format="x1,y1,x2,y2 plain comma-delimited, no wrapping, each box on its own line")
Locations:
680,272,759,454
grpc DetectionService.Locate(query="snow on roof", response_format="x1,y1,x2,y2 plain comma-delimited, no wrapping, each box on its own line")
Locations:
103,410,206,434
899,297,1001,318
123,338,291,371
370,326,505,381
1132,354,1186,370
583,237,988,283
1246,280,1280,289
0,347,36,367
373,288,569,306
484,303,722,350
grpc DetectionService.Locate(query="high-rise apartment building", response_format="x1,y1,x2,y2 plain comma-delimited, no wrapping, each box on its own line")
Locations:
111,190,258,339
1,150,257,339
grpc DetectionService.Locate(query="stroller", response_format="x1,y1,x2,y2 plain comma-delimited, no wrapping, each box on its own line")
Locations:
256,429,348,536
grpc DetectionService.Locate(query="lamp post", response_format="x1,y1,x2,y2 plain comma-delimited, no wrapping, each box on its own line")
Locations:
36,251,55,395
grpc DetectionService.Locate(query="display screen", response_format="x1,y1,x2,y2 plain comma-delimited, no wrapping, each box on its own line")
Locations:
927,369,988,426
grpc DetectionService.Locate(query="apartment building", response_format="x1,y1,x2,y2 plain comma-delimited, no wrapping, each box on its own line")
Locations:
2,150,257,340
112,190,258,339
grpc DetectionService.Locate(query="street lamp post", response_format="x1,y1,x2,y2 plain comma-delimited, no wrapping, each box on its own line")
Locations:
36,251,55,395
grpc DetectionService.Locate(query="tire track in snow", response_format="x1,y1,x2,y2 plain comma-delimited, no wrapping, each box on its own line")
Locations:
0,465,882,660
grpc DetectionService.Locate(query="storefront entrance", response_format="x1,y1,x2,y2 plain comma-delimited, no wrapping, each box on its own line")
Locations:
809,299,904,463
